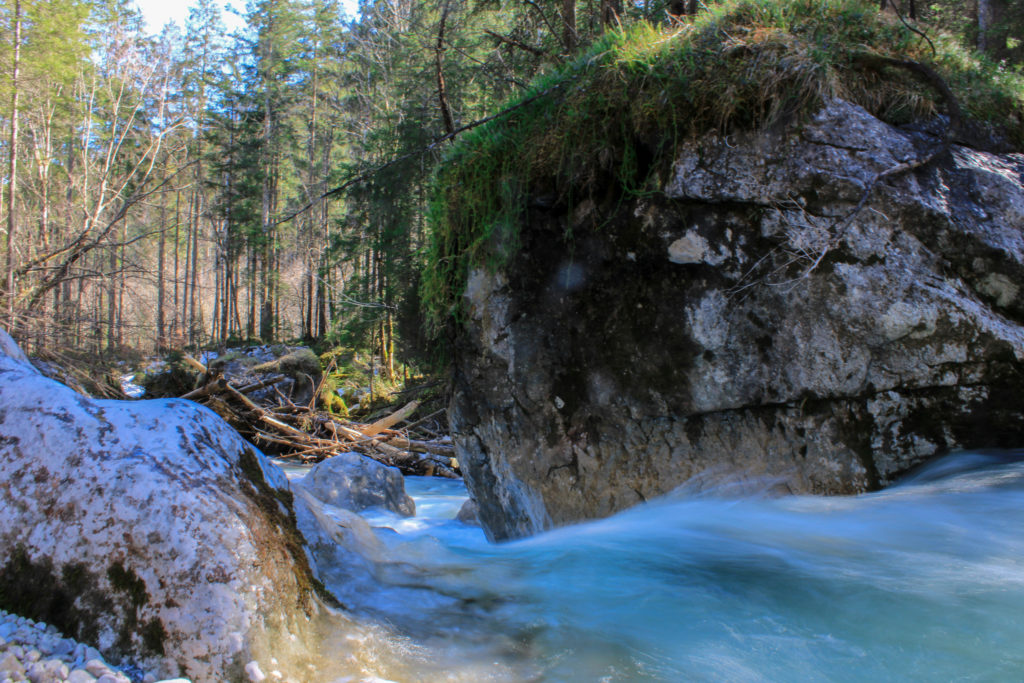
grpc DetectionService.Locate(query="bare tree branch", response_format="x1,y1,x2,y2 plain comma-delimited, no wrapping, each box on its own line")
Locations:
484,29,548,57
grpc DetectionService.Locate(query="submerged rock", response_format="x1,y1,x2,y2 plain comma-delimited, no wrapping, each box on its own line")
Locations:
455,499,480,526
295,453,415,517
0,330,328,680
450,99,1024,540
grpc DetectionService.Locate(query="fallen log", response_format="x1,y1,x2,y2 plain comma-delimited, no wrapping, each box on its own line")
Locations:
180,377,227,401
368,439,459,478
381,435,455,457
236,374,287,394
174,366,457,477
400,408,447,435
181,355,207,374
358,400,420,438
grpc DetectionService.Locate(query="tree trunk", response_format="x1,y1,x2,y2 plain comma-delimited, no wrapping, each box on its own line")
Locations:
563,0,577,51
6,0,23,329
157,190,167,349
189,191,200,345
106,238,117,351
247,245,256,340
601,0,621,27
173,190,182,339
977,0,990,52
116,217,126,348
182,192,193,342
435,2,456,138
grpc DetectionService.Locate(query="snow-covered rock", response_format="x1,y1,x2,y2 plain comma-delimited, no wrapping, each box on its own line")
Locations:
295,453,415,517
0,330,329,681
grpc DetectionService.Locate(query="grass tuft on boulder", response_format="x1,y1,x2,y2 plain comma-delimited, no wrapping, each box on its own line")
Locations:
421,0,1024,334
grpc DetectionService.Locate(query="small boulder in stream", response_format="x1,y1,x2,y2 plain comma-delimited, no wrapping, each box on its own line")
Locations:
295,453,416,517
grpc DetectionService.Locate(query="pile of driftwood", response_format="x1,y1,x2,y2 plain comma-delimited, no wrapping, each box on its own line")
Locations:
178,356,458,478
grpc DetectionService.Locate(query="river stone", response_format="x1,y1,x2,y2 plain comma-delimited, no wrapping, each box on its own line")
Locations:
0,330,328,680
455,500,480,526
295,452,415,516
0,652,25,677
451,98,1024,540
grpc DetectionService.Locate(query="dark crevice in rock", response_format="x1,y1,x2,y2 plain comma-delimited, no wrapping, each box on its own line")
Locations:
0,546,167,665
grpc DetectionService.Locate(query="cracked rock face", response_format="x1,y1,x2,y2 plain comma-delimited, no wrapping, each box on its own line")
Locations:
0,331,322,681
450,99,1024,541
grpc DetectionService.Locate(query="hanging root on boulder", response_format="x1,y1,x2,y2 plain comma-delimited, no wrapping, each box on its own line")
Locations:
731,54,967,296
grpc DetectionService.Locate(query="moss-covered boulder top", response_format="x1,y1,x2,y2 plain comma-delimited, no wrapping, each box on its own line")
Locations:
423,0,1024,328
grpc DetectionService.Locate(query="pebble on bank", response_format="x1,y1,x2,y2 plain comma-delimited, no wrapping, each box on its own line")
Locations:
0,609,186,683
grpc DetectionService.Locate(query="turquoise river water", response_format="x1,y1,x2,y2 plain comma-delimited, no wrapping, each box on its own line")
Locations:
277,451,1024,682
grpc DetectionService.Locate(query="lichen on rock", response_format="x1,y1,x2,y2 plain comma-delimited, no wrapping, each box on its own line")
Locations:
0,330,331,681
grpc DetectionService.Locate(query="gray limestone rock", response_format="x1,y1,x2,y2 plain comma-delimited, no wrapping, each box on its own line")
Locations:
295,453,415,517
455,500,480,526
0,653,25,677
0,331,328,681
451,99,1024,540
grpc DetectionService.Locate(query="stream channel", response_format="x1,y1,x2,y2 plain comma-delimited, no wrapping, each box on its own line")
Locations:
274,451,1024,682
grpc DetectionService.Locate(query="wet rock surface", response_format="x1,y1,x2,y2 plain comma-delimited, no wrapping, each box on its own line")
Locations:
295,453,416,517
0,332,325,681
451,99,1024,540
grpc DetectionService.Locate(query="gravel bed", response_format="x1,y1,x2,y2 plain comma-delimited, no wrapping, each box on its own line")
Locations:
0,610,188,683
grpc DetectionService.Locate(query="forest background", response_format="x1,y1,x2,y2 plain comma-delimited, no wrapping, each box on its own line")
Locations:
0,0,1021,378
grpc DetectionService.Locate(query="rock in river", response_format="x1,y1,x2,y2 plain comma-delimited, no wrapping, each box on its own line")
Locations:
450,99,1024,540
295,452,415,517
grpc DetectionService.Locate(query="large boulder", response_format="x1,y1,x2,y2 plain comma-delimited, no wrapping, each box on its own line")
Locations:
296,453,415,517
450,99,1024,540
0,330,331,681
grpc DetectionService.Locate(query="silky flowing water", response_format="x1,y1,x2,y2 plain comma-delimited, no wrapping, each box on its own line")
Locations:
278,451,1024,682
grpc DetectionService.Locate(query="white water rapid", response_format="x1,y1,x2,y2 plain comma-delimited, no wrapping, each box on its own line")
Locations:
281,451,1024,682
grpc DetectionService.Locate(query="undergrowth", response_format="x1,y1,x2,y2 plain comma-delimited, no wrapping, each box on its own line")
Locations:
421,0,1024,333
317,346,432,417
